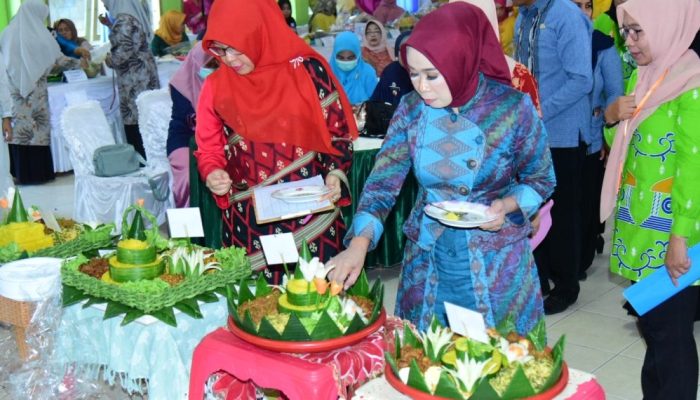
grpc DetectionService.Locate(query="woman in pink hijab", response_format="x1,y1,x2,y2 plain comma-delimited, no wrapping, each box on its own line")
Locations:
373,0,406,25
167,42,215,207
600,0,700,398
361,19,394,76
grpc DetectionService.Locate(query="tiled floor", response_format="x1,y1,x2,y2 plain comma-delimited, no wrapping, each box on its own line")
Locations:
2,173,696,399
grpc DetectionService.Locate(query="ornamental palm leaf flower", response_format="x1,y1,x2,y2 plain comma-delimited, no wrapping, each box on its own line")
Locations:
418,320,454,361
169,246,221,277
298,256,336,282
452,356,488,394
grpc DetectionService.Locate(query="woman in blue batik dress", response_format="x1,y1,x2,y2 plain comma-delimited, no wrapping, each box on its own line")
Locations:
328,2,556,333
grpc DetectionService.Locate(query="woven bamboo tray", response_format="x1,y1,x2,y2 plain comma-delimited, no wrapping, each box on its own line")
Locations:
0,295,34,360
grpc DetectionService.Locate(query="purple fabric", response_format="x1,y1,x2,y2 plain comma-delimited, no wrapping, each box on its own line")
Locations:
373,0,405,24
356,0,380,14
169,42,212,107
169,147,190,208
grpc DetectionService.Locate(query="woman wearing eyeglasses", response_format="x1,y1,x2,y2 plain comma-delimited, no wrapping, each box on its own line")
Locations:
601,0,700,398
195,0,358,281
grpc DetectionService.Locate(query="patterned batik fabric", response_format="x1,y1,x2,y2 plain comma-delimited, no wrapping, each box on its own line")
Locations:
347,75,556,333
109,14,160,125
221,58,353,272
610,86,700,282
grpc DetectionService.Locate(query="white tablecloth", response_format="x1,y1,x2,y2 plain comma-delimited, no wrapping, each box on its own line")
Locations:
48,60,181,173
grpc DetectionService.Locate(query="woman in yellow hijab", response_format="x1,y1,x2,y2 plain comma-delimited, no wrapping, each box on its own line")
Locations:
150,10,189,56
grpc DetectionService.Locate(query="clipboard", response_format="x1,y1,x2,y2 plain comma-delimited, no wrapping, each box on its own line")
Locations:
252,175,335,224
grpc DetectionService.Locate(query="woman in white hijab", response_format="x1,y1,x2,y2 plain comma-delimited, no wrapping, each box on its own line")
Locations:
101,0,160,159
0,0,81,184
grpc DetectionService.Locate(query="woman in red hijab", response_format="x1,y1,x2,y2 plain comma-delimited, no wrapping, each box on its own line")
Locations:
195,0,358,279
328,2,555,333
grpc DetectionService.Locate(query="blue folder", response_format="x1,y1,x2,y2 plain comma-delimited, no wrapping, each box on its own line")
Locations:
623,244,700,316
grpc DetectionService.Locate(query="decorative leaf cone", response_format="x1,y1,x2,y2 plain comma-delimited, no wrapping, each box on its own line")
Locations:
7,189,29,223
299,239,313,262
126,209,147,241
385,320,567,399
228,269,384,342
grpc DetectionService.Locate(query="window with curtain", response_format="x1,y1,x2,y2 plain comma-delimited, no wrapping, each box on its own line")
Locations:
48,0,161,43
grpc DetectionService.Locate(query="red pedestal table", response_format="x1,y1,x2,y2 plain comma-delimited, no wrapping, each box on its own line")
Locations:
188,326,387,400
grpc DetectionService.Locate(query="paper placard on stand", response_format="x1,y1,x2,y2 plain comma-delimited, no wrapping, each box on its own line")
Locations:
260,233,299,265
63,69,88,83
444,302,490,344
166,208,205,238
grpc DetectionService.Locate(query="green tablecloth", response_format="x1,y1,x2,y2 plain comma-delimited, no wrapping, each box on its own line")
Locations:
189,138,417,268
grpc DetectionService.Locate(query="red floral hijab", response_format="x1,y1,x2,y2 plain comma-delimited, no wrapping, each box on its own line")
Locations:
401,1,511,107
202,0,357,156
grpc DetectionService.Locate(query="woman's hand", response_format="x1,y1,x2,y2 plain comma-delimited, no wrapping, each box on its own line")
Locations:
2,118,11,142
75,47,91,61
327,237,370,290
205,169,233,196
479,198,507,231
666,234,691,286
604,95,636,125
321,173,342,203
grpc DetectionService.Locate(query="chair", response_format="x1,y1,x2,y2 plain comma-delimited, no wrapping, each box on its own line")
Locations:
60,100,169,232
137,88,175,207
137,89,173,171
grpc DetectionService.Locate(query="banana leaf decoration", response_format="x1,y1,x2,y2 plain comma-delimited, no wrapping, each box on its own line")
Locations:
227,268,384,342
7,189,29,223
385,320,566,399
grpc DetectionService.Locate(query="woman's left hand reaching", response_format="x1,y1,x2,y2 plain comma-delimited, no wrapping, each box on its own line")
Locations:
666,234,691,286
322,173,342,204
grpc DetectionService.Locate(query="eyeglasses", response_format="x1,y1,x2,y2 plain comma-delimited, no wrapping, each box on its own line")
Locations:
365,29,381,36
208,45,238,58
619,26,643,41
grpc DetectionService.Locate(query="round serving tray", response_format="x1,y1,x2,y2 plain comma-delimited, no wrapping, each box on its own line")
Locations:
227,309,387,353
383,361,569,400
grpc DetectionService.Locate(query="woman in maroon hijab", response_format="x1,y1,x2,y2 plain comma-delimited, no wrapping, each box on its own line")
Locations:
328,2,555,333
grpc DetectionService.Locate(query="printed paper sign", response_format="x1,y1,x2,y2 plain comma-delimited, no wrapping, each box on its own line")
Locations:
260,233,299,265
444,302,490,344
166,207,205,238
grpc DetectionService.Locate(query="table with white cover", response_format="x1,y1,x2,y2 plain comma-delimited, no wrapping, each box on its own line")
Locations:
48,60,181,173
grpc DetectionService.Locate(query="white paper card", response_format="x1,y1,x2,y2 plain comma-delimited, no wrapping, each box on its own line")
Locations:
444,302,490,344
63,69,88,83
41,209,62,232
260,233,299,265
166,207,205,238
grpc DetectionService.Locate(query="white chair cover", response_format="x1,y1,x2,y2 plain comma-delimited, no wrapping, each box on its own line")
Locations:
0,140,13,200
60,100,168,231
137,88,172,171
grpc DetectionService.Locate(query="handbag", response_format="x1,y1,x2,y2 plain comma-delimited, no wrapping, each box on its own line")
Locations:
361,100,397,139
93,144,144,177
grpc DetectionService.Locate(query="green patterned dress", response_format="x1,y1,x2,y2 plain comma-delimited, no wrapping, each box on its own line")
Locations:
606,71,700,281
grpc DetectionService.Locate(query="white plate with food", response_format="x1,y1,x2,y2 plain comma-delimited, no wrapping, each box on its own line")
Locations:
271,185,331,204
424,201,496,228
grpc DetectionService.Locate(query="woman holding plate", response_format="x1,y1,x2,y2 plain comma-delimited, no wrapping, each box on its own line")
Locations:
328,2,555,334
195,0,358,282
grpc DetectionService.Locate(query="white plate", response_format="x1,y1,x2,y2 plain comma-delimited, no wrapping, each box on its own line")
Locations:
0,257,62,301
271,185,330,204
424,201,496,228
